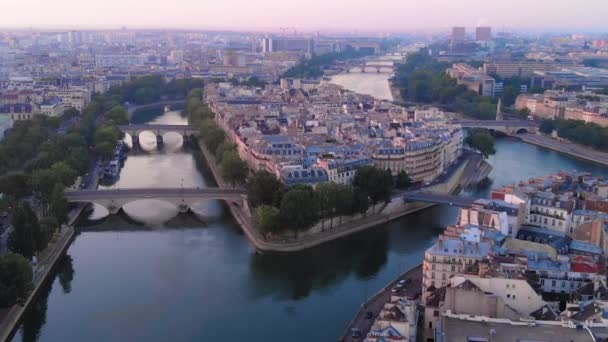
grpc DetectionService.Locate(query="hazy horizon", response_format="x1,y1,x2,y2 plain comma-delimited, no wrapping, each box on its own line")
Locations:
2,0,608,33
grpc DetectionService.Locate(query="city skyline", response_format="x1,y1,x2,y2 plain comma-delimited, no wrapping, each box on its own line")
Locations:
2,0,607,32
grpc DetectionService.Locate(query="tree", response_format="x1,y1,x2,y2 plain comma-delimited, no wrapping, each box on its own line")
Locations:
334,185,354,224
0,253,33,307
352,189,370,217
49,184,69,224
62,107,80,119
247,170,284,208
279,187,316,236
220,151,248,187
539,119,556,134
395,171,412,189
50,162,77,187
9,203,40,259
215,141,236,163
254,205,281,238
314,182,338,230
29,169,58,205
0,172,31,198
107,105,129,125
200,120,226,153
465,128,496,159
353,166,394,208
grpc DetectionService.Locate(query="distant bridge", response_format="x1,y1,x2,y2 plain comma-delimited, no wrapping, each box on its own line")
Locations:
454,120,538,135
126,99,187,120
343,58,400,74
118,124,198,142
402,191,477,207
65,187,249,214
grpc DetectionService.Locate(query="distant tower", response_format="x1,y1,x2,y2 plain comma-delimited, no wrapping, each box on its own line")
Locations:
496,98,503,121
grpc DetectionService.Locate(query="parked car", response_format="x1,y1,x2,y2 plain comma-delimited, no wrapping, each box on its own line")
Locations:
351,328,362,338
0,211,8,218
364,311,373,319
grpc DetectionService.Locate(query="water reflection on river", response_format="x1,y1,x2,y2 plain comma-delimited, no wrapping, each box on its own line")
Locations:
331,73,394,101
11,78,608,342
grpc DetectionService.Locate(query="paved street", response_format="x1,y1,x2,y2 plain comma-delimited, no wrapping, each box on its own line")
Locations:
340,265,422,342
518,133,608,166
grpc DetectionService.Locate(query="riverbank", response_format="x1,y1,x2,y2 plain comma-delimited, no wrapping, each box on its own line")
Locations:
515,133,608,167
0,164,98,341
198,139,490,253
339,264,423,342
0,222,77,342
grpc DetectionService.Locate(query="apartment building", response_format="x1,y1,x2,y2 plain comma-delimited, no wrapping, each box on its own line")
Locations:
447,63,496,97
422,235,492,295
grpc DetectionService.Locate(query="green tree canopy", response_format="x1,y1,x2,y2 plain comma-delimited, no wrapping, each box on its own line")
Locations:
465,128,496,159
353,166,394,205
220,150,248,187
254,205,281,238
9,203,42,259
0,253,33,307
247,170,284,208
279,187,317,233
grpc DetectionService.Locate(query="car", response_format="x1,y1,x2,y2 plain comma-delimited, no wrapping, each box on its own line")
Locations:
351,328,362,338
398,279,406,286
0,211,8,218
391,286,401,293
364,311,373,319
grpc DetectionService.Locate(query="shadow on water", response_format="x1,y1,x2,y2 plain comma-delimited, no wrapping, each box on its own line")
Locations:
248,205,449,302
77,209,227,233
250,226,390,301
14,254,75,342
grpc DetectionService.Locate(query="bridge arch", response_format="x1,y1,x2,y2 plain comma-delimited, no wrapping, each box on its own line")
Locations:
65,188,250,220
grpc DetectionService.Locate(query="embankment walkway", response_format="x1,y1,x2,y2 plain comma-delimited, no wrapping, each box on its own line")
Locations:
516,133,608,167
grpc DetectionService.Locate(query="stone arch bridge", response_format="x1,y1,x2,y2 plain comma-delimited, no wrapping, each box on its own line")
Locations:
65,187,250,215
454,120,538,135
118,124,198,148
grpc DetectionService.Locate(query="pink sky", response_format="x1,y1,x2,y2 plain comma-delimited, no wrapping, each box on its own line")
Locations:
2,0,606,32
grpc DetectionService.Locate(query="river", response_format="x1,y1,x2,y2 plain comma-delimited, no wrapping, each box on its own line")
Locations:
10,80,608,341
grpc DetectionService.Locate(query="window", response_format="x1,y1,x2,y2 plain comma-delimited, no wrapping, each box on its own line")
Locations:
429,322,433,329
433,310,439,317
512,295,516,300
507,294,511,299
551,280,556,287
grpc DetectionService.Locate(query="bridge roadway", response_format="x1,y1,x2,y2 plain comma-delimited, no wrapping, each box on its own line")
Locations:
454,119,537,127
118,124,198,137
452,119,538,135
402,191,477,207
65,187,248,214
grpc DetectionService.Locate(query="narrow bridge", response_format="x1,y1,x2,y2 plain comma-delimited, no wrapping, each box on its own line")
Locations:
126,99,187,119
402,191,477,207
454,120,538,135
65,187,249,214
